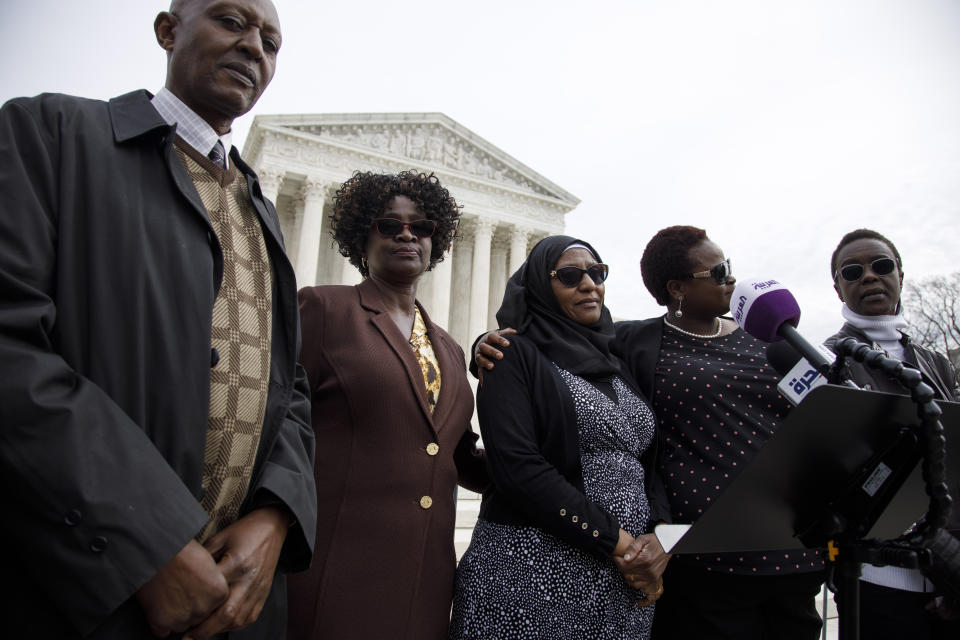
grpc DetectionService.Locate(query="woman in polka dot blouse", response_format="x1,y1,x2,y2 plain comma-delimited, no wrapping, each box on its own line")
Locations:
616,225,825,639
451,236,671,640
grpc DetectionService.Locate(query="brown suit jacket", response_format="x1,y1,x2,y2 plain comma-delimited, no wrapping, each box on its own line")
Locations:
288,279,487,640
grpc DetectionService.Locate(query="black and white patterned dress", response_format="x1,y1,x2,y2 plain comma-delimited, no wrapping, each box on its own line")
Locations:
449,366,656,640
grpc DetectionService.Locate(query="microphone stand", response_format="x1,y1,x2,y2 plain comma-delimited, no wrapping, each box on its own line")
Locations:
822,337,953,640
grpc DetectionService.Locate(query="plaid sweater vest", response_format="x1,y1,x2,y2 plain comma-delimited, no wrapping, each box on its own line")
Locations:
174,139,273,541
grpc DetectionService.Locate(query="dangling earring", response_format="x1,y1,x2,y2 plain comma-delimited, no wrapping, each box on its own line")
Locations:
674,295,683,318
361,256,368,270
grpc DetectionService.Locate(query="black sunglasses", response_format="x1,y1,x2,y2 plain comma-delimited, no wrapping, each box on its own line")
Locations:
550,263,609,288
372,217,436,238
686,258,732,284
834,257,896,283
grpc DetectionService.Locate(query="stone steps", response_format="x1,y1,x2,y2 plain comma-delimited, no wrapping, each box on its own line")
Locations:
454,488,481,559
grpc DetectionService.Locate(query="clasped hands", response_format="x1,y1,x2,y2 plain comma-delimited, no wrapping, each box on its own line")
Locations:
135,506,290,639
613,529,670,607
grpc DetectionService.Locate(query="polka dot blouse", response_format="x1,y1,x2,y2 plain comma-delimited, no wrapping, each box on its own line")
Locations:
654,325,822,575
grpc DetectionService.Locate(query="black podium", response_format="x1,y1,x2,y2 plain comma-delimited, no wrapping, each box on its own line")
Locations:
654,384,959,638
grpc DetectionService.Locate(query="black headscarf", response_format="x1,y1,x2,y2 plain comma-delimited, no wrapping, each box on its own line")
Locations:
495,235,623,381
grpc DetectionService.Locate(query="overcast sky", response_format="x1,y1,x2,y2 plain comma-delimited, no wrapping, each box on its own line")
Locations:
3,0,958,342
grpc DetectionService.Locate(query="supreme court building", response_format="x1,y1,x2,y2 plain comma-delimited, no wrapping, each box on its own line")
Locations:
241,112,580,353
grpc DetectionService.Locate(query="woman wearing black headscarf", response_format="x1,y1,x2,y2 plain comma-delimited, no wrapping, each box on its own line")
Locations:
449,236,670,640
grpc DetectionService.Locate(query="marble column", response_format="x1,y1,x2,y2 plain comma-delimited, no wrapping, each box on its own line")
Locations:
509,225,532,275
468,219,496,346
449,229,474,350
529,232,549,255
341,257,362,285
294,178,327,288
487,235,509,330
257,168,284,205
316,186,345,285
286,189,306,269
429,247,453,330
416,269,435,313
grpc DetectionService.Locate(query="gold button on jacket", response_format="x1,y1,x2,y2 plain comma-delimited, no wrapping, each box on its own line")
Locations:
426,443,439,456
419,495,433,509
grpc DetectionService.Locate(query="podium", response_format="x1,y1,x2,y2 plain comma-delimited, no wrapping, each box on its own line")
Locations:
654,385,959,639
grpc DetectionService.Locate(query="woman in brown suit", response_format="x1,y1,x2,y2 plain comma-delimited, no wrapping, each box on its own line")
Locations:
287,171,487,639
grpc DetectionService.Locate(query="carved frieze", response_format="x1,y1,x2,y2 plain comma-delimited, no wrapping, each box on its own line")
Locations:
284,122,554,197
260,137,562,230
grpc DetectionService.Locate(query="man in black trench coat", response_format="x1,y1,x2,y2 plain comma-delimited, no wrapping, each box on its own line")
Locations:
0,1,316,638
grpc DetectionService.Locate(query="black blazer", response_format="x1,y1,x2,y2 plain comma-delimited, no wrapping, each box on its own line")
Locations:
476,334,668,559
612,317,664,400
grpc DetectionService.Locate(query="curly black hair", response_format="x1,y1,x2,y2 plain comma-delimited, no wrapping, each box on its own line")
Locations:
829,228,902,279
330,170,461,278
640,225,709,306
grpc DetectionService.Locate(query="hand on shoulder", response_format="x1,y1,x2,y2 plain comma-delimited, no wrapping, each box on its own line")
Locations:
475,327,517,384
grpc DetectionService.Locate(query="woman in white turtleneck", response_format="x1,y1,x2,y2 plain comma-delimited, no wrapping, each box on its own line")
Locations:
826,228,960,640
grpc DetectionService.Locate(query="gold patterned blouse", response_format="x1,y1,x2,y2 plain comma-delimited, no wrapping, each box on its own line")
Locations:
409,306,442,413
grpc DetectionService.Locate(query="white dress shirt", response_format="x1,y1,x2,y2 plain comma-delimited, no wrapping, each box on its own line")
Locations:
151,88,233,169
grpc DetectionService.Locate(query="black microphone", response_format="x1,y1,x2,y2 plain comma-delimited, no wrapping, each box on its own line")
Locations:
766,340,859,405
766,341,808,379
766,341,827,405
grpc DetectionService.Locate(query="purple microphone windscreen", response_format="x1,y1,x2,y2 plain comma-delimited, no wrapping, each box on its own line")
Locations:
730,279,801,343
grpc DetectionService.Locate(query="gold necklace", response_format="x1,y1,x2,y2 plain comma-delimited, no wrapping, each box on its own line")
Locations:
662,315,723,339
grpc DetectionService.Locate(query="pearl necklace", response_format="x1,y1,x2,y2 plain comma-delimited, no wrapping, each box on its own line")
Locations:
662,316,723,339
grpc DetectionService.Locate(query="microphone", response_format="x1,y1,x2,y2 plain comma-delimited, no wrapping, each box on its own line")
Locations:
730,278,833,375
766,341,834,405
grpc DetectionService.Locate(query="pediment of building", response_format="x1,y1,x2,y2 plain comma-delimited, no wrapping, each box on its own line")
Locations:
248,113,579,205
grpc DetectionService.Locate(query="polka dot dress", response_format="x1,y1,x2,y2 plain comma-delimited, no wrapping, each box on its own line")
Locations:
450,369,656,639
655,325,822,575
